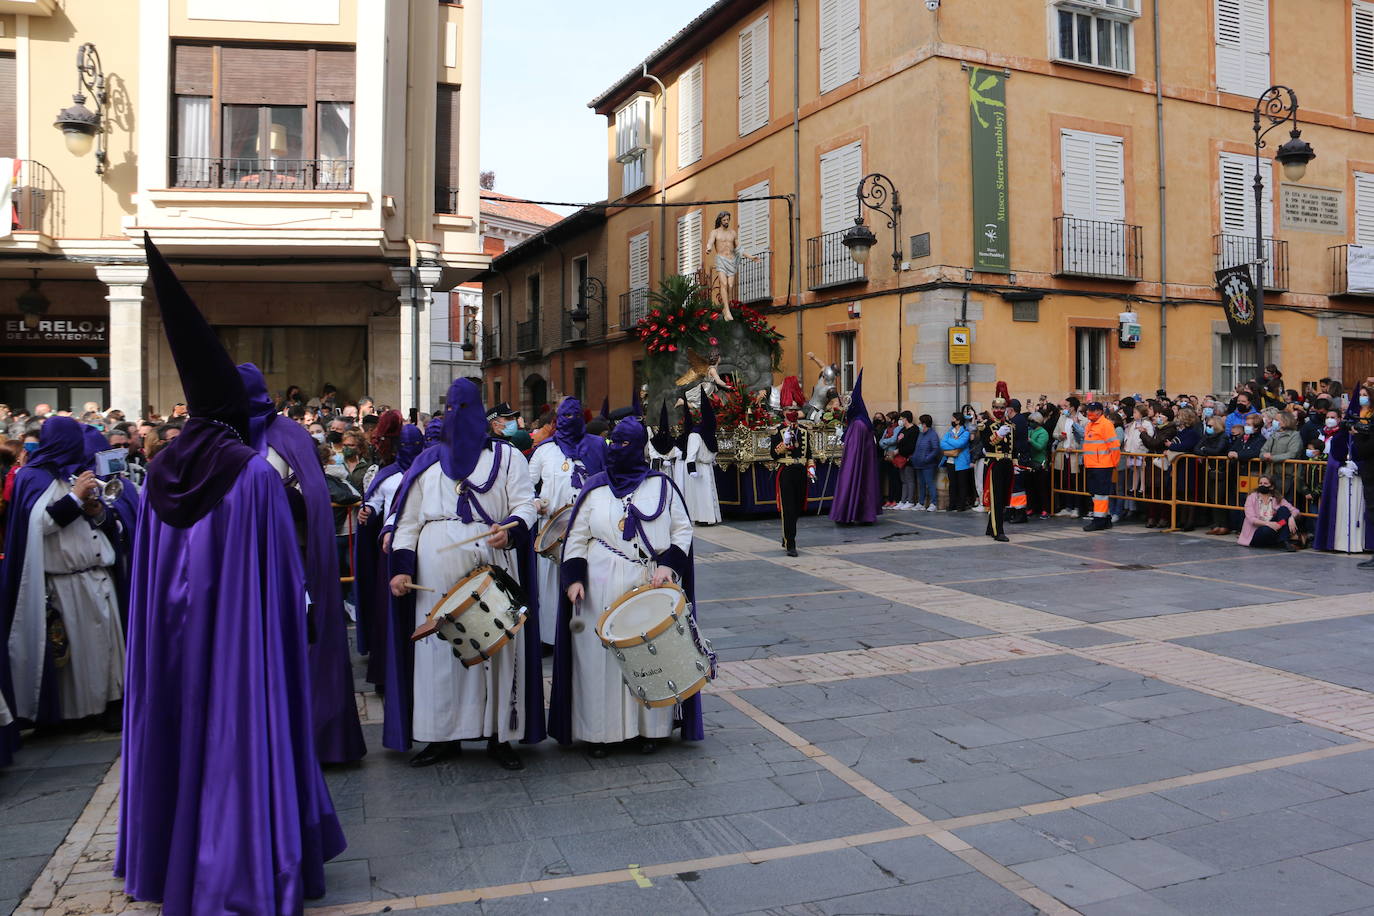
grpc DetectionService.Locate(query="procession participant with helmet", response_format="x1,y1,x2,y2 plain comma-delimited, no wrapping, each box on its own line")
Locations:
978,382,1015,542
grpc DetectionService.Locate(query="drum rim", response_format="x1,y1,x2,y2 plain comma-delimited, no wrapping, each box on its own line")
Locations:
636,674,710,708
596,582,687,649
425,565,497,626
534,503,573,555
454,616,527,667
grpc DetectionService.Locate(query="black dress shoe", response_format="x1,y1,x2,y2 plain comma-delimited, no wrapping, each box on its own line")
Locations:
587,743,609,759
487,739,524,770
1358,557,1374,569
100,702,123,734
993,534,1009,542
639,739,659,755
409,740,461,768
786,547,799,557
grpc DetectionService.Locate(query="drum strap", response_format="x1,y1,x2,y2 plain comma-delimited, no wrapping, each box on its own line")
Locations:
455,448,504,525
593,536,648,566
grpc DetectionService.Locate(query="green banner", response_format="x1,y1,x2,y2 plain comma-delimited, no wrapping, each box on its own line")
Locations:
969,67,1010,274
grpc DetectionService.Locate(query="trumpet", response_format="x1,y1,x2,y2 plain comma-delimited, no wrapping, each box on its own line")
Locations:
69,474,125,507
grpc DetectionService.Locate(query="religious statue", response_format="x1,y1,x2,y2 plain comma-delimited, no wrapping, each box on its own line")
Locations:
804,351,838,420
675,348,731,410
704,210,760,320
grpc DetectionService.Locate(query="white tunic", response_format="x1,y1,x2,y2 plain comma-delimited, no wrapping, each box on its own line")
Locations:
563,476,693,743
365,472,403,525
528,443,587,644
41,485,125,719
681,432,722,525
391,445,538,743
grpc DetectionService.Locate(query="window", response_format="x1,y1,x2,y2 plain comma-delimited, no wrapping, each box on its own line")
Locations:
835,331,857,392
1215,0,1269,97
1218,151,1281,286
738,180,771,302
1356,171,1374,245
572,256,590,306
615,95,653,195
574,366,587,405
435,85,461,211
1052,1,1136,73
738,15,770,136
172,43,355,189
627,230,651,326
1059,128,1127,275
1219,333,1259,392
0,53,15,159
526,274,540,319
816,141,864,287
490,290,503,357
819,0,860,93
1357,2,1374,117
677,209,703,277
677,62,703,169
1075,327,1109,393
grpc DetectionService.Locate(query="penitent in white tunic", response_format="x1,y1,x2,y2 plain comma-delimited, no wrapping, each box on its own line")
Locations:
390,444,538,743
41,484,125,719
528,443,586,644
681,431,722,525
562,476,693,743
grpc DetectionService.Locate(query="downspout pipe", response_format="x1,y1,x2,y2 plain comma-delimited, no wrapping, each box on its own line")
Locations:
793,0,804,377
1153,0,1168,392
407,236,420,416
643,64,668,283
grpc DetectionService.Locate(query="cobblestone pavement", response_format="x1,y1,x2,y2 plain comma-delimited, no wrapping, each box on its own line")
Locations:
4,510,1373,915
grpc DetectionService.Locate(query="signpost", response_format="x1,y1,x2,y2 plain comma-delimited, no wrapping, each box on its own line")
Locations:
948,326,971,365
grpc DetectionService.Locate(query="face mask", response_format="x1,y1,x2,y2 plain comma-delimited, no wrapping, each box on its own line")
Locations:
964,412,974,420
1257,484,1272,494
1202,407,1214,418
503,420,519,436
342,446,357,459
23,441,38,453
1306,449,1317,458
312,432,325,443
1362,396,1371,407
1246,425,1258,435
1326,418,1339,429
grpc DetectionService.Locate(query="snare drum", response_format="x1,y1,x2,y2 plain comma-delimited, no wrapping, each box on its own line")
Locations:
534,503,574,560
596,583,714,708
410,565,528,667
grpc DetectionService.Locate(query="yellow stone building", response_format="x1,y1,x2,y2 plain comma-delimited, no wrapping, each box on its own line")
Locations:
485,0,1374,419
1,0,486,417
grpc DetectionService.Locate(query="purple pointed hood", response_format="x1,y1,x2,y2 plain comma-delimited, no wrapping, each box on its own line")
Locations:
424,415,444,444
650,402,674,454
846,370,870,425
439,377,490,481
237,362,278,452
605,416,651,498
396,424,424,472
552,397,586,458
27,416,87,479
698,396,718,453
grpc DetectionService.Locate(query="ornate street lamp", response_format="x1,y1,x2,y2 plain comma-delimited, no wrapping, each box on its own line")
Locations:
17,270,49,330
53,43,108,174
571,276,604,325
1250,86,1316,376
841,173,903,271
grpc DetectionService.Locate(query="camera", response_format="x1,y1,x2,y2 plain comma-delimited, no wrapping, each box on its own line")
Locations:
925,0,940,9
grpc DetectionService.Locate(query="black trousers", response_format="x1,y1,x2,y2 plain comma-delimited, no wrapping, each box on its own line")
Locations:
986,458,1012,537
778,466,808,549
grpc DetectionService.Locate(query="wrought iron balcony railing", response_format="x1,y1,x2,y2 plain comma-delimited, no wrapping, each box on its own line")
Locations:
618,288,650,330
807,230,865,290
561,310,588,344
1330,244,1374,297
738,249,772,303
170,157,354,190
516,318,540,354
1213,234,1289,292
482,329,500,364
1054,217,1143,281
7,160,59,237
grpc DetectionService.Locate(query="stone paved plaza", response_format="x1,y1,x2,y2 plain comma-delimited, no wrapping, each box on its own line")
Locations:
4,510,1374,915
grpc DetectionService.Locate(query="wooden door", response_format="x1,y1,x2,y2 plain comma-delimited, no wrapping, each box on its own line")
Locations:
1344,338,1374,392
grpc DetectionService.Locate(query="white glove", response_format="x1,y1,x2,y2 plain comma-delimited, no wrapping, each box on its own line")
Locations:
807,466,817,482
998,425,1013,438
1339,461,1358,479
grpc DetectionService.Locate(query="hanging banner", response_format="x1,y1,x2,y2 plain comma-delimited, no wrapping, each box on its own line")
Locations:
1215,264,1264,339
968,66,1010,274
1347,244,1374,295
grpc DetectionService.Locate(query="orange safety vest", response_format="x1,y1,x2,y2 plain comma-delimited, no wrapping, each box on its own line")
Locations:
1082,416,1120,469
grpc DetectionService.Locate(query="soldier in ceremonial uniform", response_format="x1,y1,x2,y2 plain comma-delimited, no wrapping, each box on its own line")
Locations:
979,382,1015,543
771,407,815,557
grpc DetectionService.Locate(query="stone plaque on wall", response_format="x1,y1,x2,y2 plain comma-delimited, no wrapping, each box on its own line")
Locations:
1281,184,1345,234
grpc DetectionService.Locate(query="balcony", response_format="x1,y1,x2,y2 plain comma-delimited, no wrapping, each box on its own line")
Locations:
435,187,459,215
482,329,500,364
1330,245,1374,297
561,310,588,345
1213,234,1288,292
1054,217,1143,281
738,250,772,303
170,157,353,190
516,318,540,355
808,230,865,290
619,288,650,330
4,160,60,240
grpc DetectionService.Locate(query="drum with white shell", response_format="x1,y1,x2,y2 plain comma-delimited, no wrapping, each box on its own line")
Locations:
595,582,714,708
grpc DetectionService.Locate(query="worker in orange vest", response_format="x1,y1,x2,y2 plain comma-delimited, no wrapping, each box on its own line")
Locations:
1081,402,1121,532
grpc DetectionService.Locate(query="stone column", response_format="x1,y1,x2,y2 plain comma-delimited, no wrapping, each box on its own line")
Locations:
96,264,150,419
391,264,444,415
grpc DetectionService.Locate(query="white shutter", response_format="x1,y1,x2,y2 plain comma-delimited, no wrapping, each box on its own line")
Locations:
1215,0,1269,96
626,230,650,327
738,15,769,135
1355,172,1374,245
677,62,703,168
1219,151,1277,286
819,0,860,94
738,180,771,301
677,210,703,276
1060,129,1126,275
819,141,864,285
1356,2,1374,117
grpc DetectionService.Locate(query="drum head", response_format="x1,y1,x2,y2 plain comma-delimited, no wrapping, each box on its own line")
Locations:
600,585,684,643
536,504,573,554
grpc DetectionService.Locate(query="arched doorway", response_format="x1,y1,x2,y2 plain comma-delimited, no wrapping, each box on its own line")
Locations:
523,373,548,419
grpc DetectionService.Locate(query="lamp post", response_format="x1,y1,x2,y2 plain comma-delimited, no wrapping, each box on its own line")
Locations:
52,43,108,174
841,173,903,271
1250,86,1315,382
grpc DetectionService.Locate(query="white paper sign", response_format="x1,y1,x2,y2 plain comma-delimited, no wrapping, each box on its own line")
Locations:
1348,245,1374,295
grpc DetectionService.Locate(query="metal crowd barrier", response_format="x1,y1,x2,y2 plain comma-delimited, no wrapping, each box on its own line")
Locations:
1048,449,1324,531
332,502,357,584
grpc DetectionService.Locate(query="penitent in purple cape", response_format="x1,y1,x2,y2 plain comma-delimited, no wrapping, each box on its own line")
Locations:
828,370,882,524
116,235,344,915
239,361,366,764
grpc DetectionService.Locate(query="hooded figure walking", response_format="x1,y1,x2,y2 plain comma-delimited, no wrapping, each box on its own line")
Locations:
828,371,881,525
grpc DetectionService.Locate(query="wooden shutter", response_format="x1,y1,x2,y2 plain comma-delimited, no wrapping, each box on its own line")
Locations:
1060,129,1124,221
1356,2,1374,117
820,140,863,234
1356,172,1374,245
677,210,702,276
1218,151,1270,235
629,231,650,290
0,53,14,160
738,16,769,135
173,44,213,96
677,62,703,168
435,85,461,190
220,46,309,104
1215,0,1269,96
819,0,860,94
316,48,355,101
738,180,770,255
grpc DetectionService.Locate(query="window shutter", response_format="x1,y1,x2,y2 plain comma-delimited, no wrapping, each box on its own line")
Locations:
1218,151,1271,235
820,140,863,234
1059,130,1125,222
738,180,771,255
629,231,650,290
1215,0,1269,96
739,16,769,135
677,210,703,276
1356,172,1374,245
751,17,770,133
174,44,213,96
316,48,356,102
1356,2,1374,117
435,85,461,191
820,0,860,94
220,46,310,104
0,53,14,160
738,25,754,136
677,62,703,169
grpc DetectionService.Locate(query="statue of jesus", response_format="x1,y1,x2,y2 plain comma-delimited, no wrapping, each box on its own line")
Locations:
704,210,759,321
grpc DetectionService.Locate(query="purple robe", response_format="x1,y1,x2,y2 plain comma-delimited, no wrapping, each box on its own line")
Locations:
829,414,882,524
1313,429,1371,551
116,457,345,915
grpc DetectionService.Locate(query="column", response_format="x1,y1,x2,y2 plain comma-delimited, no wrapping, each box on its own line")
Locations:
391,264,443,416
97,264,149,419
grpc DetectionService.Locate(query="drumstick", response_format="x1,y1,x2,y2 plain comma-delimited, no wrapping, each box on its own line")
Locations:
438,520,520,553
402,582,436,592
